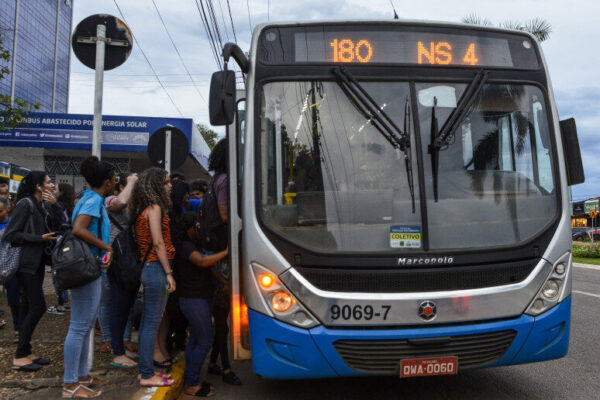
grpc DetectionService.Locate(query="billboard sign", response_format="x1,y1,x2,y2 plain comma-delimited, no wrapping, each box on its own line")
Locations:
0,112,193,152
584,199,599,214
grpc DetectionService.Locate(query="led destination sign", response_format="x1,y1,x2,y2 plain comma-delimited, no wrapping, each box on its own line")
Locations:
296,32,514,67
259,25,539,69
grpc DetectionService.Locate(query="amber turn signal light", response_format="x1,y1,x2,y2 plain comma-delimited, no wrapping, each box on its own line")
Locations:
259,274,275,289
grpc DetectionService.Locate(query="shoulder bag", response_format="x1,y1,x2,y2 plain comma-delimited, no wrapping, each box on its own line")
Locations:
0,198,35,284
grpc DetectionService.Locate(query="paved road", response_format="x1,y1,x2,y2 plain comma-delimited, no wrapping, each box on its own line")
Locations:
21,265,600,399
207,265,600,400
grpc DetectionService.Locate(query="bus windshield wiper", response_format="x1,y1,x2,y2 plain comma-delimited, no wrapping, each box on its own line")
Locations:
403,96,415,213
428,70,488,202
332,67,415,213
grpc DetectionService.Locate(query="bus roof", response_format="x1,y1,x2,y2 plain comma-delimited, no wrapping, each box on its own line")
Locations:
250,19,539,44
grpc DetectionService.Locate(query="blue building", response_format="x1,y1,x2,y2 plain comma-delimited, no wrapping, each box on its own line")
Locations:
0,0,73,112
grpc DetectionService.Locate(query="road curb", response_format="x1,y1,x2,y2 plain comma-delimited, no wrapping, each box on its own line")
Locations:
150,357,186,400
573,262,600,271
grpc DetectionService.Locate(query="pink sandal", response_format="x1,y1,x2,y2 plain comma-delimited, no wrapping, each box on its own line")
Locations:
140,377,175,387
137,372,173,380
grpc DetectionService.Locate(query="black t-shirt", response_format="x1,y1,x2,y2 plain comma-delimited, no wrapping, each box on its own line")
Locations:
175,240,213,299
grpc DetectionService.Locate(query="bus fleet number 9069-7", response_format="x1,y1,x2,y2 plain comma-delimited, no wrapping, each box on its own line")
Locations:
330,304,392,321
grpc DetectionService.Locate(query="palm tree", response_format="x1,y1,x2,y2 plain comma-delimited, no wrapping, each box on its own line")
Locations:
462,13,552,42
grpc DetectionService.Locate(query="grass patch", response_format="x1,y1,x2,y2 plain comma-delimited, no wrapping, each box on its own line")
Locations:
573,257,600,265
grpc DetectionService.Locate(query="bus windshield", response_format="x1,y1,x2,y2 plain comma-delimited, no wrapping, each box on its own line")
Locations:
258,80,557,253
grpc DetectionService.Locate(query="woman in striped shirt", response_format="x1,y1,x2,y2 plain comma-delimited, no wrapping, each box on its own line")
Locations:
129,168,176,387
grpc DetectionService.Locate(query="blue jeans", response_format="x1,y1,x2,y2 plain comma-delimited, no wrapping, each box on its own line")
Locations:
138,261,167,379
179,297,213,387
98,272,112,342
109,275,137,356
100,273,134,345
63,277,102,384
52,272,69,306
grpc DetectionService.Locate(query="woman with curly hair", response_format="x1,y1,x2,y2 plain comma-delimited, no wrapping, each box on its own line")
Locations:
129,168,176,387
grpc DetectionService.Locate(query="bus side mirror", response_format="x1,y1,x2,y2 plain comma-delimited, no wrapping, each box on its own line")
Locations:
209,70,236,126
560,118,585,186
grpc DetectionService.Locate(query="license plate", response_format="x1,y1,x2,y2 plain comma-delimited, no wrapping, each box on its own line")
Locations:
400,356,457,378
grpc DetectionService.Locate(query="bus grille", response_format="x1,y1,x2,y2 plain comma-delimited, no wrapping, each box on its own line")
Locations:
333,330,517,374
294,260,537,293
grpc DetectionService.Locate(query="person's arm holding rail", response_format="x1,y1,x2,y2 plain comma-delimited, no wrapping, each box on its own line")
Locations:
108,174,137,212
188,247,228,268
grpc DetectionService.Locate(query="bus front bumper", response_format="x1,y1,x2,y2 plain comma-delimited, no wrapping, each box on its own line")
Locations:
248,296,571,379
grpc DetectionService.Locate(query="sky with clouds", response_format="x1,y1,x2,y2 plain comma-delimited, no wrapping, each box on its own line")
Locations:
68,0,600,200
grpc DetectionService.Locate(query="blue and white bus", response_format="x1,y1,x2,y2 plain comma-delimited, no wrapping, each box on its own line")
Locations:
208,20,584,379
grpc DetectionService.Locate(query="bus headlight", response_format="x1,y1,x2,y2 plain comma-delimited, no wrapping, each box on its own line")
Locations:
251,262,320,329
541,280,560,300
554,263,566,275
525,252,572,316
271,291,294,312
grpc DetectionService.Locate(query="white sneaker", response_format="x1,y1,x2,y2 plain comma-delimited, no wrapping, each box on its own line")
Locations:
47,306,65,315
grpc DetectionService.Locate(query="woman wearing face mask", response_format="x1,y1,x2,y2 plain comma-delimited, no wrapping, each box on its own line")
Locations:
3,171,60,372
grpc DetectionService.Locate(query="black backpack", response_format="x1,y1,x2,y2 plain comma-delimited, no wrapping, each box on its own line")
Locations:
52,214,103,291
196,175,227,252
108,215,152,293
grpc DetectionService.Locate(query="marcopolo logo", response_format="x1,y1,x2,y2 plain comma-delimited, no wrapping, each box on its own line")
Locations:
397,256,454,265
418,301,437,321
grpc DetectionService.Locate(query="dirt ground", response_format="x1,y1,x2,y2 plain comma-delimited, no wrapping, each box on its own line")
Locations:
0,269,139,399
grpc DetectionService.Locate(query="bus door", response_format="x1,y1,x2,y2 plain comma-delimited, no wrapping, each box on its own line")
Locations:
228,92,251,360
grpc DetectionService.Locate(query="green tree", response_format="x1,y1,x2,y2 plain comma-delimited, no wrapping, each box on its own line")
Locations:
197,123,219,149
462,13,552,42
0,28,39,130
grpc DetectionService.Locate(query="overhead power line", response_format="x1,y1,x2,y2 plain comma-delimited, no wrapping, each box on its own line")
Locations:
246,0,252,31
71,71,210,79
194,0,223,70
112,0,185,117
72,82,209,89
225,0,238,43
389,0,399,19
72,78,210,84
150,0,207,105
216,0,231,43
207,0,224,50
